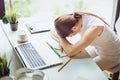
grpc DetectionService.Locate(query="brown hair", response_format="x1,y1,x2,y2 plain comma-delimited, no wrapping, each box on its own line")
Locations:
54,12,110,38
54,13,82,38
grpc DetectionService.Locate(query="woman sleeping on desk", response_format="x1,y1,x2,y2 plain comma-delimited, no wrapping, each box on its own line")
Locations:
50,12,120,73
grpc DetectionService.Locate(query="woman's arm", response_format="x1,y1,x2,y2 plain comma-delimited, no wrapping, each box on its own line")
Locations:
58,26,104,57
50,29,60,42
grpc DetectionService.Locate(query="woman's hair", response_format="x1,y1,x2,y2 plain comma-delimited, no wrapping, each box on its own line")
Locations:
54,12,110,38
54,12,82,38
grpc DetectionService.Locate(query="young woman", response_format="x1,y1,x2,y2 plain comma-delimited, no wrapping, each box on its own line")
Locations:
50,12,120,73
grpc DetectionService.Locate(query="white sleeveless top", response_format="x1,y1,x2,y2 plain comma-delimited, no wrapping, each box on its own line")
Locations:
80,14,120,72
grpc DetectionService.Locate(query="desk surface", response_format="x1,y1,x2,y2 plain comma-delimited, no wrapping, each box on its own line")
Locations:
0,18,108,80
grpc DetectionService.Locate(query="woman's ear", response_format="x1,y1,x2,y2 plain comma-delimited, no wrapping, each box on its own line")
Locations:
72,26,78,31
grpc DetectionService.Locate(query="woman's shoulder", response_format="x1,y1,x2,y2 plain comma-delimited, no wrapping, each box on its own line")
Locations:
82,14,105,27
82,14,98,21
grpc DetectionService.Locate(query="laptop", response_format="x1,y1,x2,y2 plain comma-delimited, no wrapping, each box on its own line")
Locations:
14,41,63,70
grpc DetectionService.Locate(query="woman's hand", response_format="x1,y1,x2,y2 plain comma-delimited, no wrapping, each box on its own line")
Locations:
50,28,60,42
50,28,64,53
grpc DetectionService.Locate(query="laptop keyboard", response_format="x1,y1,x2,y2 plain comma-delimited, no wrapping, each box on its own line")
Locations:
18,43,46,68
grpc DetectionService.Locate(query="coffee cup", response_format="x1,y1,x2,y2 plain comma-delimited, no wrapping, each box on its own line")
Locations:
17,30,28,43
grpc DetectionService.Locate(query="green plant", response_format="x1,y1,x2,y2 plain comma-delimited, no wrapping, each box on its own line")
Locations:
7,10,19,24
0,53,9,77
2,16,9,24
2,0,19,24
2,10,19,24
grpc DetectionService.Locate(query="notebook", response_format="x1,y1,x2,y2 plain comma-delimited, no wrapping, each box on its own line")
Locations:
14,42,63,70
25,22,50,34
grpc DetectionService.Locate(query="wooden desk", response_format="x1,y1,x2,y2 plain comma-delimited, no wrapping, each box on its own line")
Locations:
0,18,108,80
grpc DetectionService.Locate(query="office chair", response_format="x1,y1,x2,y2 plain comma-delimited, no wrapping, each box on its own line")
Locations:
112,72,119,80
111,16,120,80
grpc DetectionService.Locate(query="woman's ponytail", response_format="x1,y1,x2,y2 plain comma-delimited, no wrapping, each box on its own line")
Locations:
73,12,82,21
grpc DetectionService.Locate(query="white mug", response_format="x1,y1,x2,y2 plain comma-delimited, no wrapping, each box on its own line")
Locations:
17,30,28,43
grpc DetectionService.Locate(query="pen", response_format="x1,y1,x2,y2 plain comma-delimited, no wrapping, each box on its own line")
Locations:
58,58,72,72
57,51,82,72
46,42,61,57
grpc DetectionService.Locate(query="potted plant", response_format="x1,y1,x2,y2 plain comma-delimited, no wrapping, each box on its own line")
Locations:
2,0,19,31
7,10,19,31
0,53,10,78
2,10,19,31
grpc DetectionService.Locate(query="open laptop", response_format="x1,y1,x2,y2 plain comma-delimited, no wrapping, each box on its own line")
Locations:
14,41,63,70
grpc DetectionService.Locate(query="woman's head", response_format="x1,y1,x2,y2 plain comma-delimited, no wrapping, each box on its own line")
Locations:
54,12,82,38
